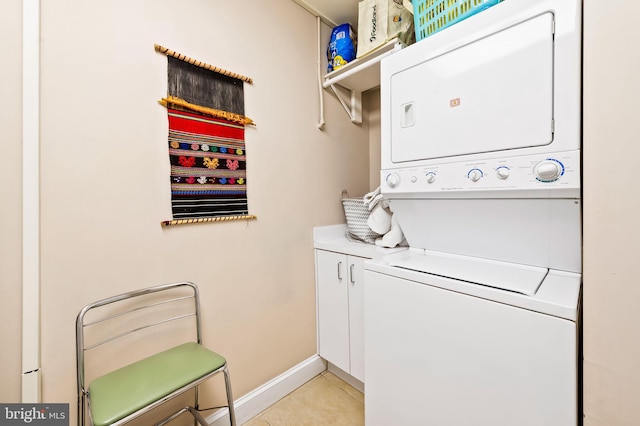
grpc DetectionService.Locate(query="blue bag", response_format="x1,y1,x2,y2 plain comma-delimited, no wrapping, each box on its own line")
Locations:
327,24,356,72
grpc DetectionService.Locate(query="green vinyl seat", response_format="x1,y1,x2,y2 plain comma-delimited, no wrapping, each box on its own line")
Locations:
88,343,226,426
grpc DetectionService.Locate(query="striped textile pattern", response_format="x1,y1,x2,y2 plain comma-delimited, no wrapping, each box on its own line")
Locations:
167,108,248,219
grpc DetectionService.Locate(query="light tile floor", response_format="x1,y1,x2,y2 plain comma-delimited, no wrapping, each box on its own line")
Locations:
242,371,364,426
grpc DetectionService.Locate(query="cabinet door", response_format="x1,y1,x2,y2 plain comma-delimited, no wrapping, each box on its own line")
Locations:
347,255,365,382
316,250,350,373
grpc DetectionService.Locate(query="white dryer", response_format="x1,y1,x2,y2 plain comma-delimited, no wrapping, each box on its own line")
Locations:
364,0,582,424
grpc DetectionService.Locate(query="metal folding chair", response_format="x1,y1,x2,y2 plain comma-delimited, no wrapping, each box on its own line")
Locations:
76,281,236,426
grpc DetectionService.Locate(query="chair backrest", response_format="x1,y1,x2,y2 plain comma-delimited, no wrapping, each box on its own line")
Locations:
76,282,203,412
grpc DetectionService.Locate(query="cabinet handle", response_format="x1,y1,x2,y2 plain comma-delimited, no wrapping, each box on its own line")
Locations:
337,261,343,281
350,264,355,284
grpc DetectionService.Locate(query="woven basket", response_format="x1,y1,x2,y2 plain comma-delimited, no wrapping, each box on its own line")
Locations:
342,197,382,244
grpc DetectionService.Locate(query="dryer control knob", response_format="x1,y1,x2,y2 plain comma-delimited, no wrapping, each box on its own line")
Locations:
468,169,483,182
386,173,401,188
496,167,510,180
534,159,563,182
425,172,436,184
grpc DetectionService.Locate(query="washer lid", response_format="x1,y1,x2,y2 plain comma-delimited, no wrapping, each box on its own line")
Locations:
389,250,547,296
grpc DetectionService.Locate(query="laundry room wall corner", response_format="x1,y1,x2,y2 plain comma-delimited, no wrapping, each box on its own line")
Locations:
583,1,640,424
0,0,25,404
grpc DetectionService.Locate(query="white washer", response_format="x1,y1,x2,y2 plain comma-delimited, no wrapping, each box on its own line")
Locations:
364,250,581,426
364,0,582,424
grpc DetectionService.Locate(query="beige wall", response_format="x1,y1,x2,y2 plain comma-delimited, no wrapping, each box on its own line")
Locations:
0,0,24,404
365,88,382,189
583,1,640,425
17,0,371,423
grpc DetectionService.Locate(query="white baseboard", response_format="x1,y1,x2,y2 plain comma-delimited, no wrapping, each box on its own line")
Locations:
326,362,364,394
207,355,327,425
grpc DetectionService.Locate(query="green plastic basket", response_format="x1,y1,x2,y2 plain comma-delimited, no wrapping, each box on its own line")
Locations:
413,0,502,42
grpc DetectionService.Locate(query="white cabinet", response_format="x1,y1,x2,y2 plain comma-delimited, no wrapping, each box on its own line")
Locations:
313,224,406,384
315,249,366,382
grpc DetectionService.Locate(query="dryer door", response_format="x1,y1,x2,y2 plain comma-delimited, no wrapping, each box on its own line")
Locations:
390,12,554,163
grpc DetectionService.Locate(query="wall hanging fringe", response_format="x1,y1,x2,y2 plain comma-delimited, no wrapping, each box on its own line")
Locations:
154,44,253,84
159,96,254,126
162,215,257,227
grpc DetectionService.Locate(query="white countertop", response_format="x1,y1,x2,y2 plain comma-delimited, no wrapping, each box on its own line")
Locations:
313,224,407,259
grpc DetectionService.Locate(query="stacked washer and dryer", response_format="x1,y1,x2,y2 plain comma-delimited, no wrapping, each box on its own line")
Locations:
364,0,582,425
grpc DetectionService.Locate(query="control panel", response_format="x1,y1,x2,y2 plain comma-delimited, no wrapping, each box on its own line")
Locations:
381,150,580,198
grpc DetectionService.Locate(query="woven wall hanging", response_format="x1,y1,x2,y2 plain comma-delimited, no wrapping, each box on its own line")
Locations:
155,44,256,226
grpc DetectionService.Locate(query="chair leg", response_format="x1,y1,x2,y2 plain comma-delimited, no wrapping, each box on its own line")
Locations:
223,366,236,426
156,406,208,426
186,407,209,426
156,407,189,426
155,367,235,426
78,394,85,426
193,386,200,426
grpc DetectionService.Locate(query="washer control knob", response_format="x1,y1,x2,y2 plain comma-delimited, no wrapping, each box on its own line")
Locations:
410,176,417,183
468,169,483,182
534,159,563,182
425,172,436,184
496,166,510,180
386,173,401,188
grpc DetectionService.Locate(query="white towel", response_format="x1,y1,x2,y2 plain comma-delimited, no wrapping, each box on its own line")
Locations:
363,187,383,210
367,194,385,211
375,213,407,248
367,202,392,234
363,186,381,203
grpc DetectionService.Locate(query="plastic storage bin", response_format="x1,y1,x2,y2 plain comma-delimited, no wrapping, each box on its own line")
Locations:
413,0,502,42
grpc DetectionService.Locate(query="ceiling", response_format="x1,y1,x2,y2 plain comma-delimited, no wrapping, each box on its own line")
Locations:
292,0,360,27
293,0,413,29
